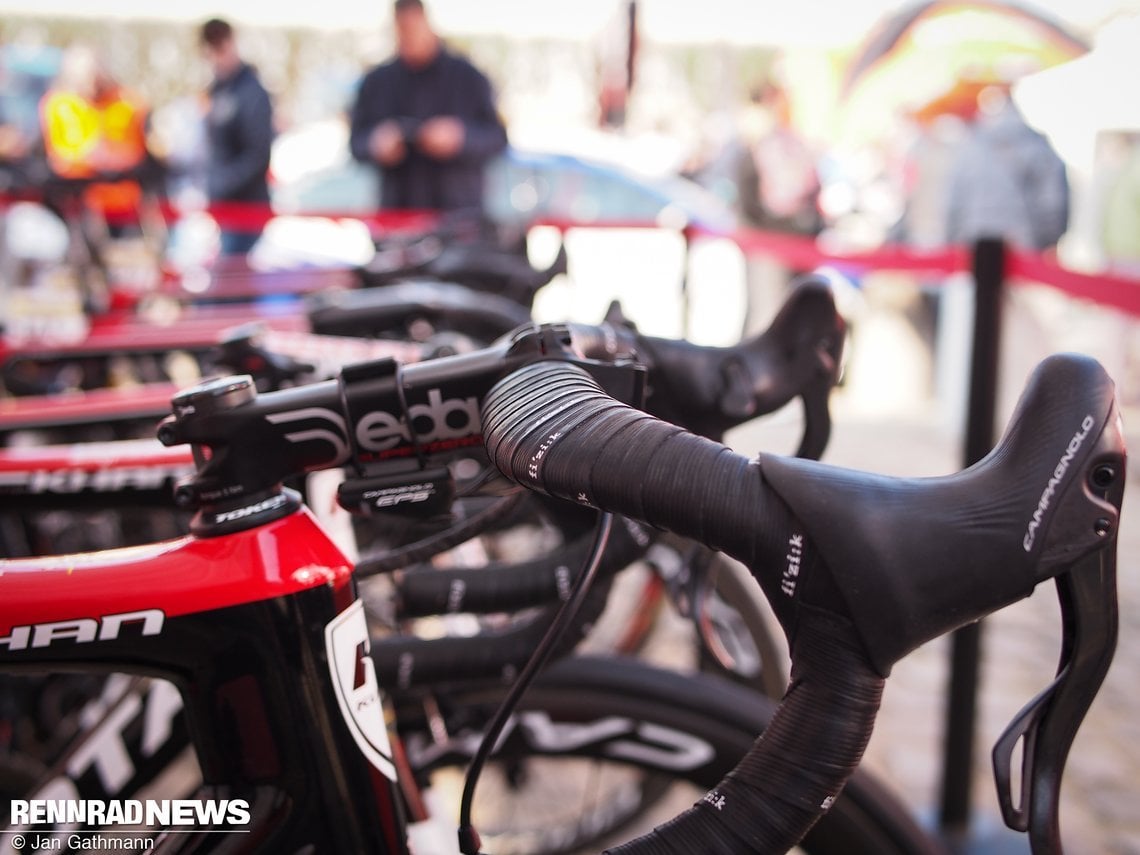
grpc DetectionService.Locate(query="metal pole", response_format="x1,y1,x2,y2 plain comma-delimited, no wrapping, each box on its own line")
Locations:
680,225,693,339
939,237,1006,836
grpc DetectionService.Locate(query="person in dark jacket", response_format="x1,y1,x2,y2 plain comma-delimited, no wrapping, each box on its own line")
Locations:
349,0,507,215
943,84,1069,252
199,18,274,256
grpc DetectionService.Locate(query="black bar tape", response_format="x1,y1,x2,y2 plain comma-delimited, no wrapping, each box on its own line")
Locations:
482,361,798,623
482,360,886,853
393,515,650,617
603,614,884,855
373,579,613,691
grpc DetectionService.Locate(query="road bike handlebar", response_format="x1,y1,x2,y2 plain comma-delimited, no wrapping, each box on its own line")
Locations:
357,212,567,309
158,280,843,532
479,354,1125,854
388,501,600,617
569,275,844,450
386,277,842,619
307,280,533,344
371,513,655,689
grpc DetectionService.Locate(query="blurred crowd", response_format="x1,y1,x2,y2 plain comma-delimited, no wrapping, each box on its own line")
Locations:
0,2,512,285
0,2,1139,277
687,67,1140,276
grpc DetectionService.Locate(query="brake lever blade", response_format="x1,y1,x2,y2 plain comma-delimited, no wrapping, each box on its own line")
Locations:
993,671,1055,833
992,548,1118,853
722,334,838,460
795,375,833,461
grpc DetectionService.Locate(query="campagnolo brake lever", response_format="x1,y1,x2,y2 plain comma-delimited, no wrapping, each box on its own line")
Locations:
993,454,1125,855
993,549,1118,854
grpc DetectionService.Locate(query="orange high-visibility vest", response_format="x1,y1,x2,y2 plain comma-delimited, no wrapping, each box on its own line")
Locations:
41,88,148,218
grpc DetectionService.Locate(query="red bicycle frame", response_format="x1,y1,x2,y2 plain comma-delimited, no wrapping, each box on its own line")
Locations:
1,504,411,853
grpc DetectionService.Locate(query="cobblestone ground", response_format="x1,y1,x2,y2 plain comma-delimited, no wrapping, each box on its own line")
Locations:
725,390,1140,855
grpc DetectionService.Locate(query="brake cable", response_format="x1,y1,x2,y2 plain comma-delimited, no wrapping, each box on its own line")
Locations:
354,487,526,576
456,510,614,855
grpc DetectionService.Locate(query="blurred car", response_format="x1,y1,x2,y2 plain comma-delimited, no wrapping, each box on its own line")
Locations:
484,147,736,231
269,121,737,232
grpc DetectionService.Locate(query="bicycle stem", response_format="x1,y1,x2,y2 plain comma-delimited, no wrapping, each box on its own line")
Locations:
156,324,645,536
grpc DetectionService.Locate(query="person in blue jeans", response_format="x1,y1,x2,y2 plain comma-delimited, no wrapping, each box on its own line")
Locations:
349,0,508,217
200,18,274,257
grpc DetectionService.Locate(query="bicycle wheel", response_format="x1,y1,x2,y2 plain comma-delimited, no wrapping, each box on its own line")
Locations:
396,655,945,855
695,550,789,698
593,543,789,700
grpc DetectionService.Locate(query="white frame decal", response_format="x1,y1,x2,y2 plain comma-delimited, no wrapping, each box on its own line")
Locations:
324,599,397,781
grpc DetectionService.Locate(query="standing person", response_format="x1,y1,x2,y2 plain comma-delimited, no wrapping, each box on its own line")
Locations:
0,68,33,187
735,81,823,238
941,82,1070,428
39,45,151,232
199,18,274,257
733,78,823,335
943,84,1069,252
349,0,508,216
37,45,158,314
